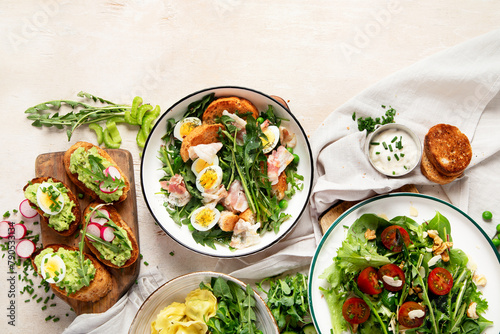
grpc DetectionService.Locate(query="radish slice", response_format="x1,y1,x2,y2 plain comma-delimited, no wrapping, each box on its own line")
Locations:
104,166,121,180
100,226,115,242
86,223,102,239
13,224,27,240
16,239,35,258
99,181,118,194
0,221,13,238
90,209,110,226
19,199,38,219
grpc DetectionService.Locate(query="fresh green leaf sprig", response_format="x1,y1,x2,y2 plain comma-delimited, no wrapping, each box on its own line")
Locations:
200,277,262,334
25,92,161,149
76,204,103,289
81,154,125,192
257,273,311,333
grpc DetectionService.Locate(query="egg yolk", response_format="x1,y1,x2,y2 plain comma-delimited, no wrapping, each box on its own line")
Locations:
180,122,198,139
194,159,212,174
39,187,62,212
43,257,62,279
194,208,216,228
199,169,218,190
262,129,275,149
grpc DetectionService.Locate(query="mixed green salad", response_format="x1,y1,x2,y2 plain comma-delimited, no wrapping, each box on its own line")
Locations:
158,94,303,249
320,212,493,334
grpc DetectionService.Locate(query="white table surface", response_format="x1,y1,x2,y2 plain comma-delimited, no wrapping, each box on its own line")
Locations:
1,1,499,333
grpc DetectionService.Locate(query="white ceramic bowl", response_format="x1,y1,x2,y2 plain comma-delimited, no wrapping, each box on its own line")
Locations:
364,123,422,177
140,86,313,257
129,271,279,333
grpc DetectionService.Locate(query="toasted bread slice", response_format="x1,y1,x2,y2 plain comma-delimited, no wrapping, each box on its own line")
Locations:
420,151,459,185
239,208,256,224
63,142,130,203
271,171,288,201
31,244,112,302
218,211,239,232
83,202,139,269
180,124,224,162
424,124,472,176
202,97,259,124
23,177,80,236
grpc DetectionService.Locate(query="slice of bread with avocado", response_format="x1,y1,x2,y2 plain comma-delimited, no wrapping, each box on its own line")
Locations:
23,177,80,236
63,141,130,203
202,96,259,124
83,202,139,269
31,244,112,302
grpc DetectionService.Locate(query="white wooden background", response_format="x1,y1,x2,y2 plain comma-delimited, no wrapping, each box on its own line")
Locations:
1,0,499,333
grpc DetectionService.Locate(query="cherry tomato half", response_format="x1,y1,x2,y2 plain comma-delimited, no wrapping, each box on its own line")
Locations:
357,267,383,295
381,225,410,252
342,298,370,324
398,301,426,328
377,264,406,292
428,267,453,295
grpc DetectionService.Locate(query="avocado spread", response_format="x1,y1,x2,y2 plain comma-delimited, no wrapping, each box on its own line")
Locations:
35,247,96,295
24,179,76,232
69,147,123,202
93,223,132,267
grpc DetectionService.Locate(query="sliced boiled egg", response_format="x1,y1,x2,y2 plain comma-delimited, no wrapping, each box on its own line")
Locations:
36,182,64,215
261,125,280,154
190,206,220,231
191,156,219,176
195,165,223,193
173,117,202,141
40,253,66,284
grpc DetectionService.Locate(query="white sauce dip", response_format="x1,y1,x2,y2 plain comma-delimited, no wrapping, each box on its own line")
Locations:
369,128,418,176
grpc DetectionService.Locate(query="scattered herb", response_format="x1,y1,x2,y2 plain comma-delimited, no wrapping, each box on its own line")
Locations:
353,106,397,134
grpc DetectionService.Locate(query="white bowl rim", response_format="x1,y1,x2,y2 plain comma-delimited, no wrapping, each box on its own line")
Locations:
129,270,279,333
140,85,314,258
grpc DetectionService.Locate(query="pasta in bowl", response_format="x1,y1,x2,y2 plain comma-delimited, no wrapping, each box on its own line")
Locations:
129,271,278,334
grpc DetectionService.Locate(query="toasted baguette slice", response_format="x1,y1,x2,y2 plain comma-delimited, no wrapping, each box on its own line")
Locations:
180,124,224,162
202,96,259,124
23,177,80,236
31,244,112,302
82,202,139,269
420,151,459,185
63,141,130,203
424,124,472,176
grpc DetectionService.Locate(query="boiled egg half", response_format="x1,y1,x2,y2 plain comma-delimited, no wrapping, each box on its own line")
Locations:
190,206,220,231
173,117,202,141
40,253,66,284
261,125,280,154
195,165,223,193
36,182,64,215
191,156,219,176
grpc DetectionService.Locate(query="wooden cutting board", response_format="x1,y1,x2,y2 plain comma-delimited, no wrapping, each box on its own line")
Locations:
318,184,419,234
35,149,140,315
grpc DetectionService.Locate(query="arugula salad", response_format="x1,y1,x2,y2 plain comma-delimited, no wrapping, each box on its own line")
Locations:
320,212,493,334
158,94,303,249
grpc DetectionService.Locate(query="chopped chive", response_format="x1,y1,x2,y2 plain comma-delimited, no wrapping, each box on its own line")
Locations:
352,112,356,121
391,136,398,143
169,251,175,256
53,317,60,322
389,144,393,152
25,299,30,303
400,153,405,157
387,156,391,161
36,297,43,303
404,166,408,170
144,261,149,266
376,152,380,155
50,303,56,307
45,315,54,321
394,154,400,161
370,142,380,145
382,142,388,150
392,171,396,175
42,305,47,311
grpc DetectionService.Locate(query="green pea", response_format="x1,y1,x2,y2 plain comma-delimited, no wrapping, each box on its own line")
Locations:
286,147,294,154
492,237,500,247
293,154,300,164
482,211,493,220
279,200,288,210
256,117,264,124
496,223,500,233
216,204,224,212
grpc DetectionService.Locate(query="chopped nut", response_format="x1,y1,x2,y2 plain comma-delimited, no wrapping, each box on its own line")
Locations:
467,302,479,319
413,286,422,293
408,287,414,295
427,229,453,260
433,241,453,257
399,261,405,269
473,273,487,287
441,251,450,262
427,229,439,239
365,228,376,240
352,323,359,333
417,292,424,300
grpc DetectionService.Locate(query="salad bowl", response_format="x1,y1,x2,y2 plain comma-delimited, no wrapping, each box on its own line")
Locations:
309,193,500,334
129,271,279,333
140,86,313,257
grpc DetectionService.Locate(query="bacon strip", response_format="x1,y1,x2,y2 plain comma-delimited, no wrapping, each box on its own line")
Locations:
267,145,294,185
160,174,191,207
223,180,249,213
